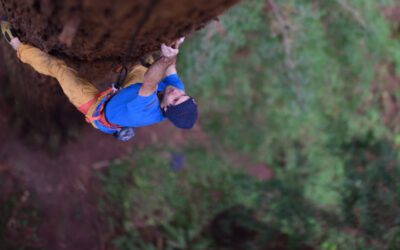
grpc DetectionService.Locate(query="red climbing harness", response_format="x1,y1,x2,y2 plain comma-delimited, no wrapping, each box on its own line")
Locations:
85,88,122,130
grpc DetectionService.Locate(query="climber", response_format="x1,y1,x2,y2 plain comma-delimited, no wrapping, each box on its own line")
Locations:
0,18,198,141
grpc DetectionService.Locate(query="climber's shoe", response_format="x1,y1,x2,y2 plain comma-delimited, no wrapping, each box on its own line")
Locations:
1,18,18,44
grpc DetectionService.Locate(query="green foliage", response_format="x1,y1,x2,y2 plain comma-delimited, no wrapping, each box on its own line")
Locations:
100,146,262,249
341,136,400,237
180,0,400,210
0,177,42,250
102,0,400,249
180,0,400,205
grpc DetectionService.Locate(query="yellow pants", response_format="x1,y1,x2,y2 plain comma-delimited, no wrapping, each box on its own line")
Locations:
17,44,148,121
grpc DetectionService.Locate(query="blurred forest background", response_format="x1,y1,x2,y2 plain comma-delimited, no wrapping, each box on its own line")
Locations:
2,0,400,249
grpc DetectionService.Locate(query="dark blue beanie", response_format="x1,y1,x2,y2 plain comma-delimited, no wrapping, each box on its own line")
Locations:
165,97,198,129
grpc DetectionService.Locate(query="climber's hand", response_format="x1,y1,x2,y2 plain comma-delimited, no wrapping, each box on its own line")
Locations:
161,43,178,58
161,37,185,58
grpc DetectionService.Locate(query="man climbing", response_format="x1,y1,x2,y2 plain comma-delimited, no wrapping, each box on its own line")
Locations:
1,18,198,141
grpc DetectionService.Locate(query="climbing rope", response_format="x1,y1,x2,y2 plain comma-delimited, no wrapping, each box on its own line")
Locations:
113,0,161,91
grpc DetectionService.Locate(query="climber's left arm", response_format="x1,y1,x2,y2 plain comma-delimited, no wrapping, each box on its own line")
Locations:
139,56,176,96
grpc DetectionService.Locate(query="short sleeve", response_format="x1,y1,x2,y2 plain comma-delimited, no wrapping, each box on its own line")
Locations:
157,74,185,92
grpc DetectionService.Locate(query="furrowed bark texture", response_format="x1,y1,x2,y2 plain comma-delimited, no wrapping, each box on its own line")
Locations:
0,0,240,149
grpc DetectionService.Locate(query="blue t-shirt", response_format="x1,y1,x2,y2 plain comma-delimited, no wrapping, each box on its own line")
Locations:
94,74,185,134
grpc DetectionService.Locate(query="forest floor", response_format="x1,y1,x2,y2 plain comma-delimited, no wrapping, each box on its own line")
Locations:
0,104,205,249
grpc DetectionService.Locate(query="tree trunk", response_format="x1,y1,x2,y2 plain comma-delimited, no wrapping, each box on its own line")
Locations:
0,0,239,150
